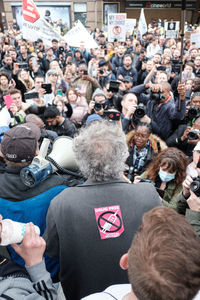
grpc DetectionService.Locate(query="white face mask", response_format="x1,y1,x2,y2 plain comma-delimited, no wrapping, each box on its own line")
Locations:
158,168,175,182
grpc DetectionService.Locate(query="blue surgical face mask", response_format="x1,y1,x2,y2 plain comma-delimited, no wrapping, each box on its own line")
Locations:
158,168,175,182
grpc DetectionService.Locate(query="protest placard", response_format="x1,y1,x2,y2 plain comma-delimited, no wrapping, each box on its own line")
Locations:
108,13,126,42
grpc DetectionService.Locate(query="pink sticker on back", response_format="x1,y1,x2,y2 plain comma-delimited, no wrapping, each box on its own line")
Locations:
94,205,124,240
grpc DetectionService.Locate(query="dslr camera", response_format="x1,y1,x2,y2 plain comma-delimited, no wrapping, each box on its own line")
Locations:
150,90,164,103
94,102,105,112
188,129,200,140
190,177,200,197
108,81,120,93
188,106,200,121
134,103,146,119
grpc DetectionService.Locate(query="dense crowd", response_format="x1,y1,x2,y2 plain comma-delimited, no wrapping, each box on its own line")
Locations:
0,19,200,300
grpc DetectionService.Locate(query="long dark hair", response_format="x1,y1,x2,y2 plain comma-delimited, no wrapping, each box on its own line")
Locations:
146,148,188,185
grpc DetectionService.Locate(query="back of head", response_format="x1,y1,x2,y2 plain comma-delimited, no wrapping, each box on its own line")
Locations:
128,207,200,300
44,106,60,119
73,121,128,181
1,123,41,165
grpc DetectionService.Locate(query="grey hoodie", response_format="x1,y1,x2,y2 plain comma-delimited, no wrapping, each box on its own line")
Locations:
0,260,57,299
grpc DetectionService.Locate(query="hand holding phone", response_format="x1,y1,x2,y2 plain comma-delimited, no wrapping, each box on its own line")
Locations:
3,95,13,109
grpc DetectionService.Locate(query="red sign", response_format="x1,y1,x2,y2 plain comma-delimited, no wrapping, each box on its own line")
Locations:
23,0,40,23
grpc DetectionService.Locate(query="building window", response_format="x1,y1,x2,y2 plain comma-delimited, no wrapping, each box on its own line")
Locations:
74,3,87,26
103,3,118,25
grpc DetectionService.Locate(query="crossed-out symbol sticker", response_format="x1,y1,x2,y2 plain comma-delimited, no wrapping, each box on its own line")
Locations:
94,205,124,240
112,26,121,35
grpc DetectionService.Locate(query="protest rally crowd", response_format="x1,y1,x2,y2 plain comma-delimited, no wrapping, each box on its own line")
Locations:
0,14,200,300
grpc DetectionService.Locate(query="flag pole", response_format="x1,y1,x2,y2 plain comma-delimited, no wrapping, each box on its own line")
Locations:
178,0,186,111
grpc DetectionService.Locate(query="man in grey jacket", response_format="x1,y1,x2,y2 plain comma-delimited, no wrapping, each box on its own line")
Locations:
44,121,161,300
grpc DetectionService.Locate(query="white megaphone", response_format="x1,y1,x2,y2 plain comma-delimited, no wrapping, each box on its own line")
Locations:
48,136,78,171
20,136,80,187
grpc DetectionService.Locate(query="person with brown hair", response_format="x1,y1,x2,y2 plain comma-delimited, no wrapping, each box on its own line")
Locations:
136,147,188,210
125,206,200,300
83,206,200,300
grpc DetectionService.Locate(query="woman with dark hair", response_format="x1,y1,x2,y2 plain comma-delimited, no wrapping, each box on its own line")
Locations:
126,122,167,177
137,147,188,211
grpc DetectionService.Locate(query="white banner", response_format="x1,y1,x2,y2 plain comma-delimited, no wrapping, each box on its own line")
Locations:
164,22,179,39
137,9,147,39
108,13,126,42
22,18,61,46
22,0,61,46
63,20,98,49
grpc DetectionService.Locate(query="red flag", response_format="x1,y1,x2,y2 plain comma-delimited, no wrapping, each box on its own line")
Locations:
23,0,40,23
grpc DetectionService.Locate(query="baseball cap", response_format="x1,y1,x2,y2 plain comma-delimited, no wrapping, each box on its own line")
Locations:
86,114,102,126
123,76,133,82
98,59,108,68
1,123,41,163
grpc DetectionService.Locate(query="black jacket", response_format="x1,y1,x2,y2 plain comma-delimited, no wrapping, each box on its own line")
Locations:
0,166,76,201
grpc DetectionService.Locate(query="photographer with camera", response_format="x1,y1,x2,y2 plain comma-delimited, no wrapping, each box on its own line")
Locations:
97,59,115,88
72,63,100,103
146,81,186,140
166,117,200,157
82,88,108,124
177,165,200,237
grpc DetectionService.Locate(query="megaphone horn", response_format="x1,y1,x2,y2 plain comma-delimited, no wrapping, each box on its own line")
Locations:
47,136,78,171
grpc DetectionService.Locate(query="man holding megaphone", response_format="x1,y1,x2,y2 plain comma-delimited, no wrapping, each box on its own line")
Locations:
0,122,80,279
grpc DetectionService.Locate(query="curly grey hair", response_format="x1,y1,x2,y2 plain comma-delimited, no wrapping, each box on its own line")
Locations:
73,121,128,181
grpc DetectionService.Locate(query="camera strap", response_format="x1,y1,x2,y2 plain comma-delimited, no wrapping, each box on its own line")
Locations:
151,102,158,123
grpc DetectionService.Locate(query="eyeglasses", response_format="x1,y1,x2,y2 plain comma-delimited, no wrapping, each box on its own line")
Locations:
135,133,149,139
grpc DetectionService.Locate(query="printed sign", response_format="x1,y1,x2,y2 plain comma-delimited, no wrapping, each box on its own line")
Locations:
191,33,200,48
164,21,179,39
126,19,136,33
94,205,124,240
108,13,126,42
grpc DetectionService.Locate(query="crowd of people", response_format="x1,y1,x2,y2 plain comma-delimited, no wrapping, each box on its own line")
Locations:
0,18,200,300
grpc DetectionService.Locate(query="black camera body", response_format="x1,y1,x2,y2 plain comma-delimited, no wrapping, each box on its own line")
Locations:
188,106,200,121
108,81,120,93
190,177,200,197
188,129,200,140
134,103,146,119
94,102,104,111
124,166,137,183
150,90,164,103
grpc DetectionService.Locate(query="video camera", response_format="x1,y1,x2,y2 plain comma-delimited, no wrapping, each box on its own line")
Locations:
190,177,200,197
20,137,81,187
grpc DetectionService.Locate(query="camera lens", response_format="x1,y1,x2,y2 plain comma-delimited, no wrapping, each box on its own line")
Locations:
190,178,200,197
